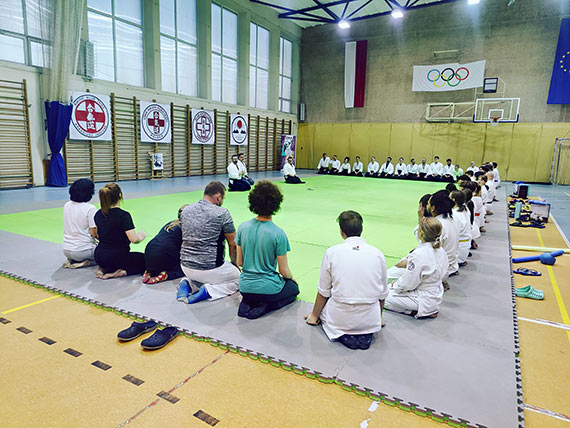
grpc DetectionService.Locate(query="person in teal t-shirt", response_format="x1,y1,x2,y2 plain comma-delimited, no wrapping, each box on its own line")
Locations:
236,180,299,319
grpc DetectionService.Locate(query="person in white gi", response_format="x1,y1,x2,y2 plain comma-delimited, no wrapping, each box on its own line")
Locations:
365,156,380,177
317,153,331,174
407,158,419,179
339,157,351,175
352,156,364,177
394,157,408,178
429,156,444,181
418,159,431,179
379,157,394,178
472,182,485,239
492,162,500,187
466,161,479,174
305,211,388,350
329,155,341,175
227,155,251,192
237,153,254,186
427,190,459,288
384,217,448,318
442,158,455,182
283,156,304,184
450,190,471,266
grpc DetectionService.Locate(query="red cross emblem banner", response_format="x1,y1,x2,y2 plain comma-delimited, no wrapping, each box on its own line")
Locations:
191,109,215,145
69,92,112,141
229,114,248,146
140,101,171,143
412,60,486,92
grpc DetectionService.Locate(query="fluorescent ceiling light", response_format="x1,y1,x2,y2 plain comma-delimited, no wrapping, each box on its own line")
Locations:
468,0,480,4
338,20,350,29
391,9,404,18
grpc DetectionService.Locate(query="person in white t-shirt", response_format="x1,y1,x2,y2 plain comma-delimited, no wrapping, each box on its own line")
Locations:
63,179,98,268
305,210,388,350
330,155,341,175
351,156,364,177
384,217,448,318
407,158,419,179
228,155,251,191
380,157,394,178
442,158,455,182
237,153,254,186
418,158,430,180
428,156,444,181
317,153,331,174
466,161,479,174
394,157,408,178
339,157,351,175
283,156,305,184
365,156,380,178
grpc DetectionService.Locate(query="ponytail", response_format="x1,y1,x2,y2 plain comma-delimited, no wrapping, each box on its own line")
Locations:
432,237,442,249
165,204,189,232
99,183,122,215
419,217,442,249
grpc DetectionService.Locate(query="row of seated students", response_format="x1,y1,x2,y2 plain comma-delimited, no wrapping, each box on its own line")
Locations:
317,153,501,184
62,164,498,350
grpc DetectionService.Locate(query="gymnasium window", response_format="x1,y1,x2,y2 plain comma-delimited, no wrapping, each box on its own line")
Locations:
211,3,237,104
87,0,144,87
159,0,197,96
279,37,292,113
249,22,269,110
0,0,52,67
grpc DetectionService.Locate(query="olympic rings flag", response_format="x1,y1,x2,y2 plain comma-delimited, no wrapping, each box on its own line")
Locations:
412,60,486,92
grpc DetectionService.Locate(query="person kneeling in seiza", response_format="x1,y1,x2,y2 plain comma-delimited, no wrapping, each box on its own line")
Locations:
283,156,305,183
384,217,448,319
227,154,251,192
236,181,299,319
305,211,388,350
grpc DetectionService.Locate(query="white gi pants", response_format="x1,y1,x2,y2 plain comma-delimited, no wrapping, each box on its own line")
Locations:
181,261,239,300
458,240,470,263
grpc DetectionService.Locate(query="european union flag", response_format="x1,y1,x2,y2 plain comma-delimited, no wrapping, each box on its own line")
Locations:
548,19,570,104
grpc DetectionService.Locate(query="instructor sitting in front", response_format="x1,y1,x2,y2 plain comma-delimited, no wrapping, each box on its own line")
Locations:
227,154,251,191
306,210,388,350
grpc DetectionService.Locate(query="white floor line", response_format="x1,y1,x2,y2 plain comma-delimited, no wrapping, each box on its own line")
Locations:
524,403,570,422
518,316,570,331
550,213,570,249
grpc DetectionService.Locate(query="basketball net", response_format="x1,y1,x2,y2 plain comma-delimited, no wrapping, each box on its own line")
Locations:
490,117,500,127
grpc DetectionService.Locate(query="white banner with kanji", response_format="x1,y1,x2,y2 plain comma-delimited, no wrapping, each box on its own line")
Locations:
69,92,112,141
229,114,248,145
191,109,215,145
140,101,171,143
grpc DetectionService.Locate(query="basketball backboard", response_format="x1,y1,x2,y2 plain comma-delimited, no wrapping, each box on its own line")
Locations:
473,98,520,123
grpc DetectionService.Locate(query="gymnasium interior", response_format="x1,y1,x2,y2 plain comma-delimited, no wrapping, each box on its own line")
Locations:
0,0,569,427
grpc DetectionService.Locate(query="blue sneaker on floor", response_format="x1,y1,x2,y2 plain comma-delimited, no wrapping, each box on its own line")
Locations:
176,278,190,302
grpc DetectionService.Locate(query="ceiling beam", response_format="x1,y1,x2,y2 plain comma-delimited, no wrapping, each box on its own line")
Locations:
277,0,361,18
345,0,373,20
313,0,340,21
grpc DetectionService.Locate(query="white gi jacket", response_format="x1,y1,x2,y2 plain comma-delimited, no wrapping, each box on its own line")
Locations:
353,161,363,173
283,162,296,177
331,159,341,170
340,162,351,173
430,162,443,175
395,162,407,175
418,163,430,174
318,157,331,169
227,162,241,180
380,162,394,174
390,242,448,317
318,236,388,340
442,164,455,175
453,207,472,263
407,163,419,174
436,214,459,278
237,160,248,177
493,168,500,183
472,196,484,236
467,166,479,173
368,161,379,173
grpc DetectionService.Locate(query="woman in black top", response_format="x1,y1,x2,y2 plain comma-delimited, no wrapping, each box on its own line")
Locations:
142,205,187,285
94,183,146,279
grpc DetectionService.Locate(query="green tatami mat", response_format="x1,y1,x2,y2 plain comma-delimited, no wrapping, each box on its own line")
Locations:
0,176,442,301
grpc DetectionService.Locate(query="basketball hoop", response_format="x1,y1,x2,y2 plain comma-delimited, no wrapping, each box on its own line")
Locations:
490,116,500,127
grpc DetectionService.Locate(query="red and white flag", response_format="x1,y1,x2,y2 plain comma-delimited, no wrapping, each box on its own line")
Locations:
344,40,368,108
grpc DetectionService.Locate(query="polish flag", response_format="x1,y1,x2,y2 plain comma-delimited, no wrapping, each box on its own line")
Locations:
344,40,368,108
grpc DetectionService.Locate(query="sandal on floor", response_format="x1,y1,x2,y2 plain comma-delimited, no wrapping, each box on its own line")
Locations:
117,321,157,342
141,327,179,350
515,286,544,300
513,268,542,276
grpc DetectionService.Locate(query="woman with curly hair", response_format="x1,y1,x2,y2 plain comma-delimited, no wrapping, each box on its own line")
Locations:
235,180,299,319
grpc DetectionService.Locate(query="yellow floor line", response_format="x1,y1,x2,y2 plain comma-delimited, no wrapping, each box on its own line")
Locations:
1,295,60,315
535,229,570,342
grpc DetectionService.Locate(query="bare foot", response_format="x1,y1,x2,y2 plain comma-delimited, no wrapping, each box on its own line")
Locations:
100,269,127,280
443,280,450,292
96,268,105,278
304,314,320,325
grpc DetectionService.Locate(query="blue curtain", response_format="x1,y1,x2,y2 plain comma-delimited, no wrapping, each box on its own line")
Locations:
45,101,72,187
